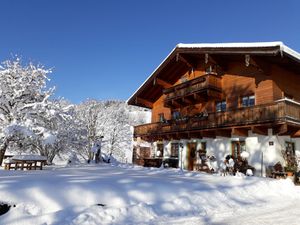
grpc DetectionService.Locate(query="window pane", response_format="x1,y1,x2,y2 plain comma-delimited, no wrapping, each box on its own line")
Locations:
157,144,164,157
221,101,226,111
216,102,221,112
242,96,248,107
171,143,179,158
216,101,226,112
249,95,255,106
242,95,255,107
172,111,180,119
159,113,164,122
240,142,246,152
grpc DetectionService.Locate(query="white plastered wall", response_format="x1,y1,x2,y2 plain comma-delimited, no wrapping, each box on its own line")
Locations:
152,128,300,176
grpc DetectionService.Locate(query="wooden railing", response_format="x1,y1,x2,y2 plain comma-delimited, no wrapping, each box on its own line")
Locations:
134,100,300,137
163,74,222,102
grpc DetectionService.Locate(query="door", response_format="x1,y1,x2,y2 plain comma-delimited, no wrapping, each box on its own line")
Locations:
285,141,295,155
231,141,246,160
187,142,197,171
284,141,296,167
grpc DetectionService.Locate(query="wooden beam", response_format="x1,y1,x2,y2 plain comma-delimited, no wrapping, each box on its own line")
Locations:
245,55,271,75
207,90,222,100
216,129,231,137
205,53,217,65
273,124,288,135
193,93,200,101
182,97,193,105
184,132,191,139
189,131,202,139
285,125,300,136
291,129,300,138
245,54,258,67
171,134,180,140
176,53,193,68
203,54,226,75
232,128,248,137
135,97,153,108
251,126,268,135
201,130,216,138
171,99,182,108
193,93,205,102
174,132,188,140
154,78,172,88
254,57,271,75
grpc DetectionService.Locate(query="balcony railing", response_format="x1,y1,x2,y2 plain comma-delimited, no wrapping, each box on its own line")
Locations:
163,74,222,106
134,99,300,137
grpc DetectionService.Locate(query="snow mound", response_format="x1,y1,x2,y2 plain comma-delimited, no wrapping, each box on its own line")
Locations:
0,165,300,225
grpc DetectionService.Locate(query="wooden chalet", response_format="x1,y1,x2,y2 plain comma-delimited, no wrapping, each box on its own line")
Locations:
127,42,300,176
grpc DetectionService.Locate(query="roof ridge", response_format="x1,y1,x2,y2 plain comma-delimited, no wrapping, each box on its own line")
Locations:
176,41,284,49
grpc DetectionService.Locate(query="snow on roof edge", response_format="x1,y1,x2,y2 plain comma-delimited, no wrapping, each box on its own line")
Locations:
126,45,178,106
282,44,300,61
176,42,300,61
176,41,284,49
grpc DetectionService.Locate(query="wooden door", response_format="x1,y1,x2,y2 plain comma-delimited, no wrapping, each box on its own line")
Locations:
187,142,197,171
231,141,246,160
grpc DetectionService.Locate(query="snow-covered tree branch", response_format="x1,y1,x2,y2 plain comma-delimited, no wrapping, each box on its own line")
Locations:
0,58,54,164
0,58,150,165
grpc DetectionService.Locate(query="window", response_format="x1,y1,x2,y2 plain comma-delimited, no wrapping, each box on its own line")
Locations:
199,142,207,163
158,113,165,122
216,100,226,112
242,95,255,107
172,111,181,120
156,143,164,158
171,143,179,158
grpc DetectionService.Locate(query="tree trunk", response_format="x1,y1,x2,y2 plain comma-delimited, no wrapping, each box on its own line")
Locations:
48,153,56,165
0,149,6,166
0,139,9,165
95,149,101,163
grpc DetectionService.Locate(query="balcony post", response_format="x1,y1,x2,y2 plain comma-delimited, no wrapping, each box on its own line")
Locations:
180,142,184,170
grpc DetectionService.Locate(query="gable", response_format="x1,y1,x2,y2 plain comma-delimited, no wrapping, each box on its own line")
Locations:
127,42,300,108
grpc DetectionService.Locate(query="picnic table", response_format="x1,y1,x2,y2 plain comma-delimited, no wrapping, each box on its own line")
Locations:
3,155,47,170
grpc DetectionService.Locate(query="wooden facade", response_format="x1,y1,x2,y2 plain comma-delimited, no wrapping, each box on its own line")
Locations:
128,42,300,172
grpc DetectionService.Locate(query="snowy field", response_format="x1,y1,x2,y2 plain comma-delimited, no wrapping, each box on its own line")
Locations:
1,164,300,225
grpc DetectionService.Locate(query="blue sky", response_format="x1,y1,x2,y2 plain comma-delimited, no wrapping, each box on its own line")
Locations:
0,0,299,103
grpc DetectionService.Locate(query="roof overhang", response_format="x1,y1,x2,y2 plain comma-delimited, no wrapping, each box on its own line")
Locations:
127,42,300,108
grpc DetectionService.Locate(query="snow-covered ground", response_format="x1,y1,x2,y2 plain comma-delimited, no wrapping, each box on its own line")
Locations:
1,164,300,225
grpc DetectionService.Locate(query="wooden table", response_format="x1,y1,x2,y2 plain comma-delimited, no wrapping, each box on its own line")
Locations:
4,155,47,170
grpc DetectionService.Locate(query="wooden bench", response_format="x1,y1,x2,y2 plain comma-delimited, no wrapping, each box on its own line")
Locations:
4,162,16,170
271,171,287,179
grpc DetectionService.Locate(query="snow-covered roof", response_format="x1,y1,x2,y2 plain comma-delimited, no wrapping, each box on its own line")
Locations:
12,155,47,161
177,42,286,48
176,41,300,60
127,41,300,108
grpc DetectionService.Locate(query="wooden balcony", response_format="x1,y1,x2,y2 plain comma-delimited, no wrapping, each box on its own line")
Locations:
134,100,300,140
163,74,222,107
